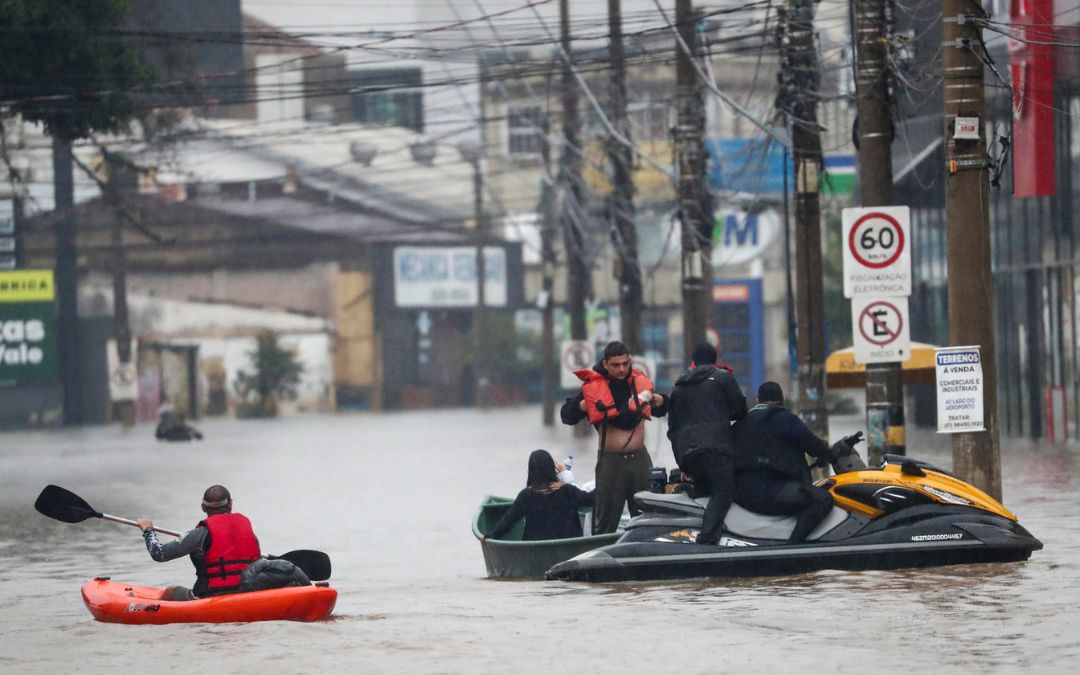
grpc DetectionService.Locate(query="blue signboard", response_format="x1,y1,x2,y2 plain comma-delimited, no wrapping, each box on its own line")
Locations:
707,138,788,194
712,278,764,392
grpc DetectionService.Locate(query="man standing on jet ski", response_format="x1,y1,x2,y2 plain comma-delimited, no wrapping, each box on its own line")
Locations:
733,382,837,543
666,343,748,546
561,341,668,534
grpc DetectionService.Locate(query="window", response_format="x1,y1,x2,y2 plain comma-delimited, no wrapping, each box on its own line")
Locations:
506,106,544,157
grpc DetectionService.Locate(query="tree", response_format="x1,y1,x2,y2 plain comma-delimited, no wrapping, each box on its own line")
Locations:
0,0,153,425
0,0,152,139
234,332,305,418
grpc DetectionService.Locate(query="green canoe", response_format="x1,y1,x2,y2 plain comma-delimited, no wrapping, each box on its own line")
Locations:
472,495,620,579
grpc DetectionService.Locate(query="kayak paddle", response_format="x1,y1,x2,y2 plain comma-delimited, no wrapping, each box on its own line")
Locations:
34,485,332,581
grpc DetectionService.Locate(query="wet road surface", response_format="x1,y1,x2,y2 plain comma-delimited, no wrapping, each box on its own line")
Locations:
1,407,1078,673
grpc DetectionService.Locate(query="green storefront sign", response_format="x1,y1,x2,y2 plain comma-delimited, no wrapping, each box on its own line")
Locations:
0,270,58,386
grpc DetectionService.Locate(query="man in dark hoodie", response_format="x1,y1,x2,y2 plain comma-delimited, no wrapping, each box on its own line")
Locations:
732,381,836,543
561,341,668,534
666,343,748,545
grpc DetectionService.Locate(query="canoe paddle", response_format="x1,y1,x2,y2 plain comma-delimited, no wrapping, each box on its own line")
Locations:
34,484,331,581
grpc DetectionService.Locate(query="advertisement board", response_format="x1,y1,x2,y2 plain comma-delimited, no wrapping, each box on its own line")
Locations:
0,270,58,386
393,246,507,308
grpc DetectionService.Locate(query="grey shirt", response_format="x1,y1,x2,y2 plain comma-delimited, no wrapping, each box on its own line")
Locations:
143,526,207,562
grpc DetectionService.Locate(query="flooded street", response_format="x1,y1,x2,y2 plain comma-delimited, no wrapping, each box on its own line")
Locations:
1,407,1078,673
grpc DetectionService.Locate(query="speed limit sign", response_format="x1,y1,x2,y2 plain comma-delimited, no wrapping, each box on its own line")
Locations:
842,206,911,298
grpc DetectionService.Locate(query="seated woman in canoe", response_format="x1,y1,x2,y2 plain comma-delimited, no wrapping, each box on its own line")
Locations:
482,450,594,542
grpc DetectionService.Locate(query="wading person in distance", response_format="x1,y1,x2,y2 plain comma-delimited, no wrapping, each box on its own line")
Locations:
561,341,668,534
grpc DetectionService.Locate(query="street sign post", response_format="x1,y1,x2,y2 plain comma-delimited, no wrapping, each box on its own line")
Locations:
560,340,594,390
852,297,911,364
842,206,911,298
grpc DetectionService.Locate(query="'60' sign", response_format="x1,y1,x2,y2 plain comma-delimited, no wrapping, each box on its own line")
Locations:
842,206,911,298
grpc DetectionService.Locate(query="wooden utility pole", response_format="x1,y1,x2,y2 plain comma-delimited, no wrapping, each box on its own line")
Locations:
782,0,827,439
52,136,81,425
675,0,712,360
608,0,642,353
540,116,557,426
853,0,904,463
560,0,588,343
943,0,1001,498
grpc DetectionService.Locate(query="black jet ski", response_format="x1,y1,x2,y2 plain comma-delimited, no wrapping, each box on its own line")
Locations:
546,439,1042,582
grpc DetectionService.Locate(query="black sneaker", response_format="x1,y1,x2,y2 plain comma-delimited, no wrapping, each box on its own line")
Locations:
695,534,719,546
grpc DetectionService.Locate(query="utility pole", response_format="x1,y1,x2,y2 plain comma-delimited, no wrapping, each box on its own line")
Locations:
52,136,81,426
608,0,642,353
540,116,557,426
560,0,588,344
853,0,903,463
943,0,1001,498
469,149,489,409
675,0,712,360
780,0,827,439
104,152,135,428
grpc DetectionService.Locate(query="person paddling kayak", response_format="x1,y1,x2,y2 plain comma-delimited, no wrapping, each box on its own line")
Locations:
136,485,260,601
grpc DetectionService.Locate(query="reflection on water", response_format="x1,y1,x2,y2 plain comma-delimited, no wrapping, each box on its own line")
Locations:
1,408,1078,672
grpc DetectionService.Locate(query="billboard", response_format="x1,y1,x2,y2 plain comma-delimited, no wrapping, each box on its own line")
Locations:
0,270,58,386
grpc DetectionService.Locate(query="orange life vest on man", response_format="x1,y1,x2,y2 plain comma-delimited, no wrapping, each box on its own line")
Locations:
197,513,260,594
575,367,655,425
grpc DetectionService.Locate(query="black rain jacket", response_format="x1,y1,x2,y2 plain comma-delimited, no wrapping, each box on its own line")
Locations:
666,364,748,466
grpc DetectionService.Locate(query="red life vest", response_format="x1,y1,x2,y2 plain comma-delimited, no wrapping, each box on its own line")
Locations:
198,513,260,593
575,368,655,425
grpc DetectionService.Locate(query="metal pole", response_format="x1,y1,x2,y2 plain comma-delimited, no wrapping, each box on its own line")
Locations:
608,0,642,353
853,0,904,463
540,115,557,426
472,154,488,408
675,0,712,360
943,0,1001,498
105,153,135,427
52,135,81,426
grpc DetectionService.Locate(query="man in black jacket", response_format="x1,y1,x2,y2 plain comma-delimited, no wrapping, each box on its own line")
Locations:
666,343,748,545
733,381,835,543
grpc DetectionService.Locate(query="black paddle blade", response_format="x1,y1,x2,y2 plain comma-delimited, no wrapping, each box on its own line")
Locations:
34,485,102,524
274,550,331,582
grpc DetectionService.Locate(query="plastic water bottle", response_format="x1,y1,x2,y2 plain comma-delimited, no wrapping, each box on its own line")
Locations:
558,454,575,484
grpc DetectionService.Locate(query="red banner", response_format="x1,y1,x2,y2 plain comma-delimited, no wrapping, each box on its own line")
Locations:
1010,0,1056,197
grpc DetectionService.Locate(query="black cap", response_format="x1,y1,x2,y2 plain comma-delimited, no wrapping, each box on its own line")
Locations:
757,381,784,403
690,342,717,366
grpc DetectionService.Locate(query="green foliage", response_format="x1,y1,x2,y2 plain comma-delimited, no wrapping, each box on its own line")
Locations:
462,312,541,383
822,210,853,353
233,332,304,418
0,0,153,140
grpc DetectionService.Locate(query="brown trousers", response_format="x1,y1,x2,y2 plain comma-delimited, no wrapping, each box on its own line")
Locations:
592,449,653,534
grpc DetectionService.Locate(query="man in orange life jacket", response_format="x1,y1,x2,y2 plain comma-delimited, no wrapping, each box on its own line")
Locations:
561,341,668,534
136,485,261,601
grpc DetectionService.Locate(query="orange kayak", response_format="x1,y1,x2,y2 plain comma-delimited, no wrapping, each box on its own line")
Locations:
81,578,337,624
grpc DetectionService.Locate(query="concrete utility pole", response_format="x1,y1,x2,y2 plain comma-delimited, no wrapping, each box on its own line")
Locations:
560,0,589,343
608,0,642,353
943,0,1001,499
675,0,712,360
104,152,135,428
52,136,81,426
469,148,489,408
853,0,904,463
540,116,557,426
781,0,828,439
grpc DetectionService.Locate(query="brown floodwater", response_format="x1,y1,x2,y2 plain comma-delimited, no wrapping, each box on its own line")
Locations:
1,407,1077,673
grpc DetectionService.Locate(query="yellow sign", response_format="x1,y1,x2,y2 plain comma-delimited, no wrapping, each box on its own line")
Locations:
0,270,56,303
